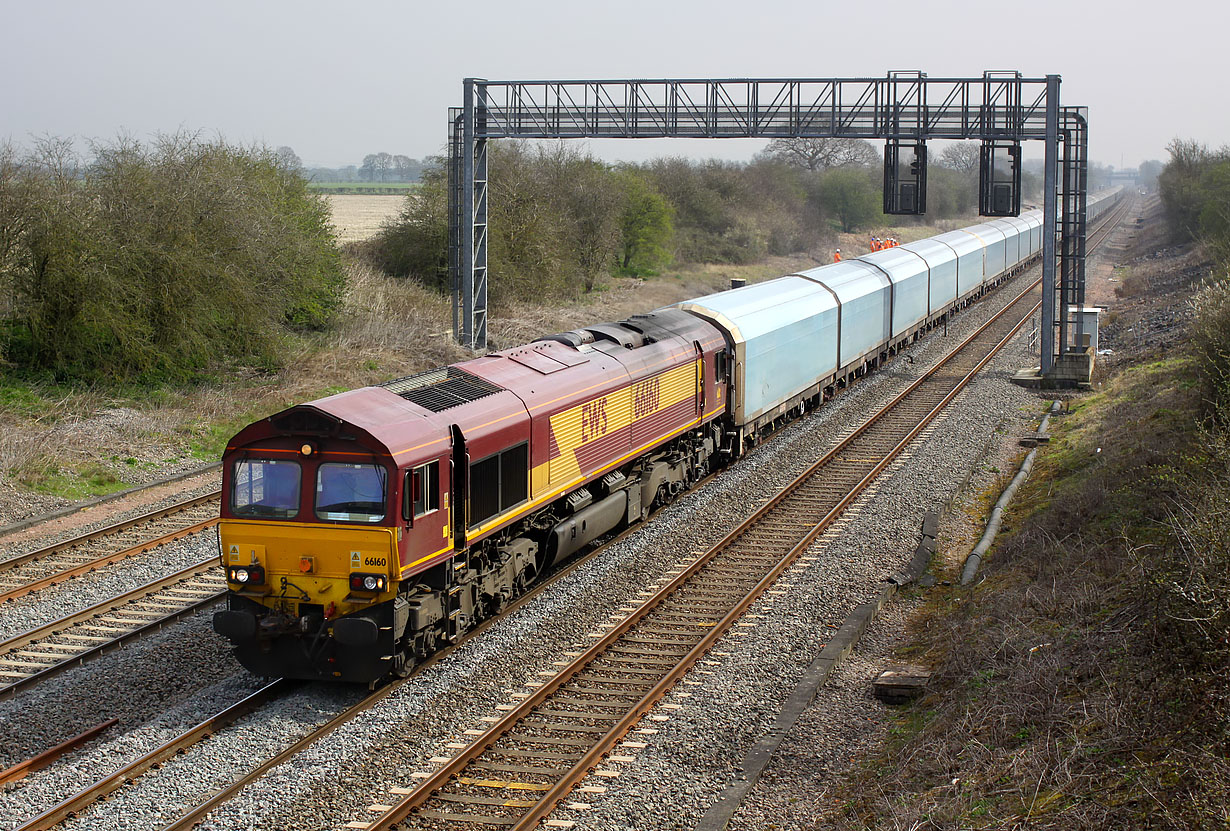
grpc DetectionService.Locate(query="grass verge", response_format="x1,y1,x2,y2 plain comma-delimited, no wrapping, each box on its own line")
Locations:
822,355,1230,829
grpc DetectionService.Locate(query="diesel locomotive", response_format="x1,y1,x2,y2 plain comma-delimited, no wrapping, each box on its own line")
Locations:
213,192,1119,683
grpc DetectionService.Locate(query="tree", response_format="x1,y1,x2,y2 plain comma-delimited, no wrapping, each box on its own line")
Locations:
762,137,877,171
360,153,394,182
1159,139,1215,239
374,152,393,182
616,170,673,274
392,155,420,182
1138,159,1163,190
818,167,881,232
1196,160,1230,264
0,134,343,381
370,158,449,288
275,145,302,172
938,142,980,174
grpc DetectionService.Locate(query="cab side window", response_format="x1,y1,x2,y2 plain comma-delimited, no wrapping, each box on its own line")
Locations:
403,461,440,522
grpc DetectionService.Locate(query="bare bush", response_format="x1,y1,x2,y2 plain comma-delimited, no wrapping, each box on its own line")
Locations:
0,133,342,382
1190,276,1230,418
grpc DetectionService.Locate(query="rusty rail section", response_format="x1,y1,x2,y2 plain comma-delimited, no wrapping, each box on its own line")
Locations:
12,683,291,831
0,719,119,785
358,277,1045,831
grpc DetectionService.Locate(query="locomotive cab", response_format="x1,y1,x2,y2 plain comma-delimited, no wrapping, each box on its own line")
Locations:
213,395,454,682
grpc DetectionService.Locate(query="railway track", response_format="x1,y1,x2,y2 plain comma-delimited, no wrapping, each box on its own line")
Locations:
0,492,221,603
13,200,1132,829
1085,192,1134,255
16,504,677,831
0,557,224,700
347,274,1046,831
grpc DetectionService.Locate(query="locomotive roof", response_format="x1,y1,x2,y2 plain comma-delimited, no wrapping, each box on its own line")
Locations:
459,309,723,417
231,309,724,466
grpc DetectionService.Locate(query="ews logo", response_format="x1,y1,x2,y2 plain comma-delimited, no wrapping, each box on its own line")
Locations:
581,398,609,442
633,377,661,419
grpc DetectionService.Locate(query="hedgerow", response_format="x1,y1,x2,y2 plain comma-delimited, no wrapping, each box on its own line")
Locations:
0,134,343,383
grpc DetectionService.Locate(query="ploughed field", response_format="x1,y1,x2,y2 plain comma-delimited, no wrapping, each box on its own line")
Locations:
325,194,404,243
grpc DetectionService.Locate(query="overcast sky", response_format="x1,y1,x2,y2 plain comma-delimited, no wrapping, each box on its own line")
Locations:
1,0,1219,169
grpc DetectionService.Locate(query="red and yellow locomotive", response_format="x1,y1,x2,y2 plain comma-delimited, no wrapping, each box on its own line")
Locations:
213,309,730,682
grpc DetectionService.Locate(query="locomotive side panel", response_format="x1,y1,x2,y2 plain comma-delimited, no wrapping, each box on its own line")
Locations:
541,358,700,490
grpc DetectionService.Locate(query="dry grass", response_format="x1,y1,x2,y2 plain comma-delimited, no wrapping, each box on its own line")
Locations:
821,358,1230,830
325,194,405,243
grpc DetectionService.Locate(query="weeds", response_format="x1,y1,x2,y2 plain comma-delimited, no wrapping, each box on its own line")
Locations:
822,360,1230,830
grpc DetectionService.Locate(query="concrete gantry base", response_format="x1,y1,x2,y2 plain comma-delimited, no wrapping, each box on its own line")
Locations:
1011,350,1095,390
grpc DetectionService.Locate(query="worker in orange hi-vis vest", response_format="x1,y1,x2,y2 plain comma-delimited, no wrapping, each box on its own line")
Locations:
833,248,842,263
870,236,879,252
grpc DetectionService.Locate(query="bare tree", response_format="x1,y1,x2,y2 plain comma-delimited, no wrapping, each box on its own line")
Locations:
275,145,302,172
939,143,979,174
361,153,395,182
392,154,419,181
763,137,877,171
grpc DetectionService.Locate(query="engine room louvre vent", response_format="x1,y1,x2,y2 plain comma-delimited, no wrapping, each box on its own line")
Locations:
270,407,342,436
380,366,504,413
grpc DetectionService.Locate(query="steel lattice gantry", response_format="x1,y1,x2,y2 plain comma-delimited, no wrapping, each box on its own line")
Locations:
448,73,1089,374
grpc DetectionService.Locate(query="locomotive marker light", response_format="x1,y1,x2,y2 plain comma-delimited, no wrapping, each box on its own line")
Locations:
227,565,265,585
349,573,388,593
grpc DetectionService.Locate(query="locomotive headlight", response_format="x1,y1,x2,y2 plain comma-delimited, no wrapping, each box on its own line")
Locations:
363,575,380,591
234,568,250,583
